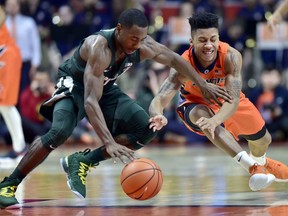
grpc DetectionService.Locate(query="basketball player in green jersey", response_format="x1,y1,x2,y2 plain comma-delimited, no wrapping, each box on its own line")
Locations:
0,8,232,208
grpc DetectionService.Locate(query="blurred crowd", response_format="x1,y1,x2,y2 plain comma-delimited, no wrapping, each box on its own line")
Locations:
1,0,288,157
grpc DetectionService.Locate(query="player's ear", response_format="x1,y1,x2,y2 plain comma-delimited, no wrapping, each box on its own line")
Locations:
189,38,193,46
116,23,122,31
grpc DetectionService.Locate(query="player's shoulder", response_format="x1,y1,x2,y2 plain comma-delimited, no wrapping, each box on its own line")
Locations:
83,34,109,50
223,42,242,69
219,41,241,61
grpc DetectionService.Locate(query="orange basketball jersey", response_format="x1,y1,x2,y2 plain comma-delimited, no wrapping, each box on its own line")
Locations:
177,42,265,140
0,24,22,105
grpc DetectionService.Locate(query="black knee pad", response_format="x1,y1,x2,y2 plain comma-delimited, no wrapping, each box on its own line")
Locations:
114,109,158,150
41,109,77,150
127,129,157,150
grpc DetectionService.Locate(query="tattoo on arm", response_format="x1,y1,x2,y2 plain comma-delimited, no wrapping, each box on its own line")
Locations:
158,71,181,98
229,52,242,98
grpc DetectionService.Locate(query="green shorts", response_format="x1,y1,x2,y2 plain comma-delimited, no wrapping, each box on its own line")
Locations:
40,77,149,137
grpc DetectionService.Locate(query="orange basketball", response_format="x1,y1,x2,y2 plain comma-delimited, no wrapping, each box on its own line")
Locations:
120,158,163,200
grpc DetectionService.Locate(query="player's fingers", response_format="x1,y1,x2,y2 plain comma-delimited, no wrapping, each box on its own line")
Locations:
197,120,206,127
218,89,232,103
196,117,204,125
211,131,215,140
118,155,127,164
111,154,117,164
124,150,135,161
153,126,157,132
149,122,156,129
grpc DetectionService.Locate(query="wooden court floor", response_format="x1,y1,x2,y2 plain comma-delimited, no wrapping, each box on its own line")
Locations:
0,143,288,216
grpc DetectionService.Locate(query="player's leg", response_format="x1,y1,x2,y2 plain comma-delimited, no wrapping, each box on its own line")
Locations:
227,97,288,182
246,130,288,182
0,106,26,154
0,98,78,209
182,103,275,191
60,85,156,198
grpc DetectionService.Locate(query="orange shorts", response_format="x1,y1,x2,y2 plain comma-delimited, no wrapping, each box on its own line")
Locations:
176,96,265,141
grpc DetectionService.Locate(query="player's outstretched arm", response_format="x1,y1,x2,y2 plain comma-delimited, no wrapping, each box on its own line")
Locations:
140,36,232,106
148,69,183,131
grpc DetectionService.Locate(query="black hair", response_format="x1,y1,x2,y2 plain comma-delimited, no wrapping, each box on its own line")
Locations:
118,8,148,29
188,12,219,33
262,64,282,74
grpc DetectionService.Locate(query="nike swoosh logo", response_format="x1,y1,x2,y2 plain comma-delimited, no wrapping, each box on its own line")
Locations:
136,141,144,146
238,155,243,162
49,145,56,149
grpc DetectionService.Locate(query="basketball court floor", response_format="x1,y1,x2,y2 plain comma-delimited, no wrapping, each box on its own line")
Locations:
0,143,288,216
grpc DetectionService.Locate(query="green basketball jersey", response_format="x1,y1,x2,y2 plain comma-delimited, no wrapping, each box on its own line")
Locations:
57,28,141,91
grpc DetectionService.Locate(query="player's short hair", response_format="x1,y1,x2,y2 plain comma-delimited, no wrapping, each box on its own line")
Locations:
188,12,219,33
118,8,148,29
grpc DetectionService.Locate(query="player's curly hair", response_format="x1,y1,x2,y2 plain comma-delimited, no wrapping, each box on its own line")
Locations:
118,8,148,29
188,12,219,34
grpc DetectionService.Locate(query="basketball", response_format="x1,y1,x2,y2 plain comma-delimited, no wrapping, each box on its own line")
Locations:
120,158,163,200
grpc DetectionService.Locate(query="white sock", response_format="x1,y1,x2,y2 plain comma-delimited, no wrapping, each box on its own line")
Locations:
233,151,256,171
0,106,26,153
250,153,267,166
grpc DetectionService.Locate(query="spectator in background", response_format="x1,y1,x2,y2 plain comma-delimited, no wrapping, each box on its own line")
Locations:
235,0,266,92
167,1,194,54
68,117,101,146
136,62,169,112
249,66,288,141
220,19,247,55
106,0,127,27
268,0,288,30
50,4,90,57
0,5,26,161
72,0,110,34
21,0,53,72
236,0,266,41
19,69,54,144
4,0,41,93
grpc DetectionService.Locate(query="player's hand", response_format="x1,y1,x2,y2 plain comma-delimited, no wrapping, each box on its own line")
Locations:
267,14,282,31
106,142,135,164
199,82,232,106
196,117,218,139
149,114,168,132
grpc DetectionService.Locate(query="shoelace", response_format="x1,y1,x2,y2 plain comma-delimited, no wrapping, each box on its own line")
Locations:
0,186,17,198
266,160,281,168
250,163,260,174
250,163,268,175
78,162,97,185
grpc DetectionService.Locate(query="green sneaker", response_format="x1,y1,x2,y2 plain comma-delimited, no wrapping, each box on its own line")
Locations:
0,177,20,209
60,149,98,199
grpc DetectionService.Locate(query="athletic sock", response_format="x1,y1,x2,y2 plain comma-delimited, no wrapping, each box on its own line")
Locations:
7,168,25,184
233,151,257,171
85,147,106,164
250,153,267,166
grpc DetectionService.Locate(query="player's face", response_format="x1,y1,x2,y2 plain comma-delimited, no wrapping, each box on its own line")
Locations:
116,24,148,55
191,28,219,66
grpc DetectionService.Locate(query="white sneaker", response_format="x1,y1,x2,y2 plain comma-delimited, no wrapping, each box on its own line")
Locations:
249,163,275,191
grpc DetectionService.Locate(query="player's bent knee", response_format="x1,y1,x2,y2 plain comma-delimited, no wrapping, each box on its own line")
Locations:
131,128,157,150
188,104,213,123
41,110,77,150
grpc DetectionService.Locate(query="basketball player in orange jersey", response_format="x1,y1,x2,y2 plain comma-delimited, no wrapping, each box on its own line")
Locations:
0,6,26,160
149,12,288,191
